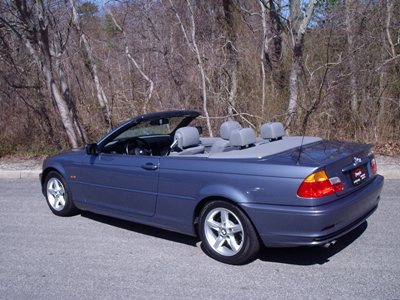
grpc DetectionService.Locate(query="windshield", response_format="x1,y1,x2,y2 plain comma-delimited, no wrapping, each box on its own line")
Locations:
114,116,187,140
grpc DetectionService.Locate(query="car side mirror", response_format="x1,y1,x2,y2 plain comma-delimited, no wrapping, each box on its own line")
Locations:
85,143,98,155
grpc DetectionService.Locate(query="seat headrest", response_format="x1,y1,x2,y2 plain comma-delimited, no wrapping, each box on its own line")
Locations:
261,122,285,140
220,120,242,140
229,128,256,147
174,127,200,149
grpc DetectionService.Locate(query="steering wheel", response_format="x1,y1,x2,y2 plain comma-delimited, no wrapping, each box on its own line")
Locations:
125,137,152,156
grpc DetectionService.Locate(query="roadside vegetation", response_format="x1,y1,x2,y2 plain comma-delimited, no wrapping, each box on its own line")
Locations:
0,0,399,156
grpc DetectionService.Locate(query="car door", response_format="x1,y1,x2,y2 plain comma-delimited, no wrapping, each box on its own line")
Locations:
79,153,159,217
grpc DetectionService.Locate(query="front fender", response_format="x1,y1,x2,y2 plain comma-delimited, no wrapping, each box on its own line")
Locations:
41,160,69,187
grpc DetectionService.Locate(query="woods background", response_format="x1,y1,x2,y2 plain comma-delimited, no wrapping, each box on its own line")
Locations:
0,0,399,156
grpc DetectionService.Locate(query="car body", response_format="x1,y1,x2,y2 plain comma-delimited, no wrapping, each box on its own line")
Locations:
41,110,384,264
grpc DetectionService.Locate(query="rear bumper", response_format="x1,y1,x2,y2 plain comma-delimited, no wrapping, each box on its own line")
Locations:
241,175,384,247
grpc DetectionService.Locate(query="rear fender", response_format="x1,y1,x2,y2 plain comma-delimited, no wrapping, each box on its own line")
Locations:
197,184,249,204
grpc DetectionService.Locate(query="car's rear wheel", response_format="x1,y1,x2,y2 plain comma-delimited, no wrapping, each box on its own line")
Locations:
199,200,260,265
44,171,78,216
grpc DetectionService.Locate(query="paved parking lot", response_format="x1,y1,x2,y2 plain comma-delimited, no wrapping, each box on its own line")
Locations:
0,178,399,299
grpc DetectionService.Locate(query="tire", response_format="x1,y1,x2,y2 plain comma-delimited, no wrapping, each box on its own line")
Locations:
199,200,260,265
44,171,78,216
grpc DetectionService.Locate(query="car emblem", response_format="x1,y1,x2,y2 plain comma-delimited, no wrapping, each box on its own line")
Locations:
353,157,362,166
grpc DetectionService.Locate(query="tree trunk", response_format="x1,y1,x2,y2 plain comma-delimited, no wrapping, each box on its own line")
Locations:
286,55,301,128
24,39,79,147
9,0,82,149
259,0,267,118
223,0,239,119
169,0,213,136
227,69,237,118
187,0,212,136
385,0,397,58
285,0,317,129
56,56,87,144
259,0,283,74
345,0,358,113
69,0,111,127
377,0,397,137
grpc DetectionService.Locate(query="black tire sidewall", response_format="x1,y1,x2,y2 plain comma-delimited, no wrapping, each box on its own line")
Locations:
199,200,260,265
44,171,77,216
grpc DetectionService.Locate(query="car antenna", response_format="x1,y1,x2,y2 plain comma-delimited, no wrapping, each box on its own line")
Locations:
296,117,309,165
297,135,306,165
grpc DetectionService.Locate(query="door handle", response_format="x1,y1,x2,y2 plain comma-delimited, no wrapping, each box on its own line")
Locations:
141,163,158,171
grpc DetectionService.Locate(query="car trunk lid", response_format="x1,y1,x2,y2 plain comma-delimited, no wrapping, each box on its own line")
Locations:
270,140,377,200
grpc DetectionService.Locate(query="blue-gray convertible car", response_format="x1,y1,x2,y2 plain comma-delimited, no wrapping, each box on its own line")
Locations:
40,110,384,264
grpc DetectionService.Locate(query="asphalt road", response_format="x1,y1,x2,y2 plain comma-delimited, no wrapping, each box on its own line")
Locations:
0,179,399,300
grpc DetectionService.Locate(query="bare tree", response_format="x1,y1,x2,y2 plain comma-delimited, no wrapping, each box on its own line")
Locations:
0,0,85,147
1,0,400,153
69,0,112,127
344,0,358,113
377,0,399,134
259,0,268,117
222,0,239,119
285,0,317,129
259,0,283,74
385,0,397,59
169,0,213,136
142,9,186,102
106,5,154,114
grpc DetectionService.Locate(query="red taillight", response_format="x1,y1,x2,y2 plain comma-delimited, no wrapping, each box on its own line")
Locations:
371,158,377,174
297,170,344,198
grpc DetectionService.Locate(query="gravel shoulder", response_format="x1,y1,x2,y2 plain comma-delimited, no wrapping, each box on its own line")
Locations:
375,155,400,179
0,157,43,170
0,157,43,179
0,155,399,179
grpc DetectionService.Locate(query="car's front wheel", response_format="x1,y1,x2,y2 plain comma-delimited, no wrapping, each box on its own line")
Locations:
44,171,78,216
199,200,260,265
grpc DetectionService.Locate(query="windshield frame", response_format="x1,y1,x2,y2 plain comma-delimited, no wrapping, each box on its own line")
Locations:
96,110,200,150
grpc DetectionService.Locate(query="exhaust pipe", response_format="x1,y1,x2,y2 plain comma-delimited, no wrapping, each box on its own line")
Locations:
323,240,337,248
